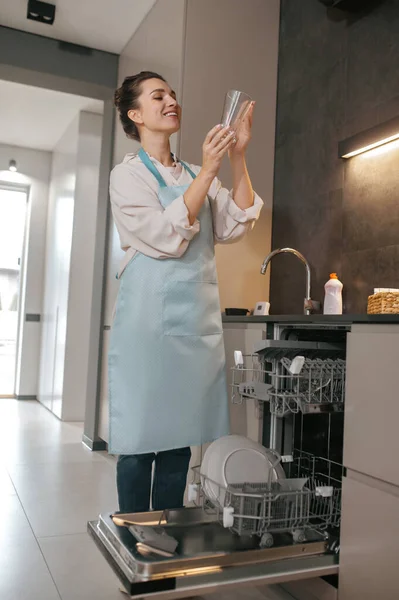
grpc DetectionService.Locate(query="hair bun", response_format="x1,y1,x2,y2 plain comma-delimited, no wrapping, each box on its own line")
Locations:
114,71,166,141
114,88,122,109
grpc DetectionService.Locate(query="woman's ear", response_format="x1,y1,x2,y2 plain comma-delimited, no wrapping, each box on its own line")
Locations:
128,109,143,125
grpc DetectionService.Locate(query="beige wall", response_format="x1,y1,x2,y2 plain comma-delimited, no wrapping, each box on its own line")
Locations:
180,0,280,311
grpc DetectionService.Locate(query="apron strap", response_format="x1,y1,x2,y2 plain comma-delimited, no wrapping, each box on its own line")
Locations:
139,148,197,186
178,159,197,180
138,148,168,188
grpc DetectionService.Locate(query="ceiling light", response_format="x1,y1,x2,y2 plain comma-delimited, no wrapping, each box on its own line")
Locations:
339,115,399,158
27,0,56,25
9,160,17,172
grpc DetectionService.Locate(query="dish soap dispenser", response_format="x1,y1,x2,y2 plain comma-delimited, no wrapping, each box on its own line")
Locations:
323,273,343,315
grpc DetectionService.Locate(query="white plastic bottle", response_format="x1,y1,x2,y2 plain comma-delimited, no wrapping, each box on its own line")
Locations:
323,273,343,315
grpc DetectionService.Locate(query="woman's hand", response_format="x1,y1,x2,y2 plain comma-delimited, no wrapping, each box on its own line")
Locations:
229,101,255,157
202,124,236,178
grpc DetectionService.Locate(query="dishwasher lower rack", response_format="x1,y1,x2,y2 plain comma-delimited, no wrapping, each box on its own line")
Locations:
189,452,342,549
232,352,346,417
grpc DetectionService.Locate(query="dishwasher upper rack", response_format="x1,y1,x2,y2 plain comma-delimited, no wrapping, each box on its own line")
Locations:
231,352,273,404
188,451,342,550
231,350,346,417
268,357,346,417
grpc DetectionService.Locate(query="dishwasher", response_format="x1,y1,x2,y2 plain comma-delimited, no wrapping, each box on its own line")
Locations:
88,323,347,598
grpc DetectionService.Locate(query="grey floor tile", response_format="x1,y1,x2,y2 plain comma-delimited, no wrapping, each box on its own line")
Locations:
0,537,61,600
38,533,123,600
0,493,36,544
21,492,117,537
12,466,117,537
8,459,116,500
0,466,16,495
3,440,105,467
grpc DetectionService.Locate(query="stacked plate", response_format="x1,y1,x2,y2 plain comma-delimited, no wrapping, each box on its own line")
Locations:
200,435,285,503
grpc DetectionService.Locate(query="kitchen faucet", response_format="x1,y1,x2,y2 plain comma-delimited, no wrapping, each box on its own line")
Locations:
260,248,317,315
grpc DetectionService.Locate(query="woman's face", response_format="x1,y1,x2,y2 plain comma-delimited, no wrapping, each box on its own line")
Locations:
128,78,181,137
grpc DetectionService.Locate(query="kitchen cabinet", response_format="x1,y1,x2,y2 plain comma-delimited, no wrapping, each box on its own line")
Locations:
339,474,399,600
344,325,399,486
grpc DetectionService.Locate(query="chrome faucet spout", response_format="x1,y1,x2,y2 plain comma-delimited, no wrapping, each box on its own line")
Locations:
260,247,314,315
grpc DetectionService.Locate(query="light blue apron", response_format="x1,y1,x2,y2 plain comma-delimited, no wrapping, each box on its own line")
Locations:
108,148,229,455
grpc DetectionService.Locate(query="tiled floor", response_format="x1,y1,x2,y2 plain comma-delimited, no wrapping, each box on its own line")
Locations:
0,399,291,600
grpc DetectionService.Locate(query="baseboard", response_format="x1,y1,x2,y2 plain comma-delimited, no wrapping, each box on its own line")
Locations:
82,434,107,452
15,395,37,401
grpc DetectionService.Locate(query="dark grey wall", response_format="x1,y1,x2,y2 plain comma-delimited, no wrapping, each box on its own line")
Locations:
271,0,399,314
0,26,118,91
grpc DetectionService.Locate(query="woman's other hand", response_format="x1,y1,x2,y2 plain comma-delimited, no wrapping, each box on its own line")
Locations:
202,124,236,178
229,101,255,157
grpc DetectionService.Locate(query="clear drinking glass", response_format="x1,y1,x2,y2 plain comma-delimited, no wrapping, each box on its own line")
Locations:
221,90,252,131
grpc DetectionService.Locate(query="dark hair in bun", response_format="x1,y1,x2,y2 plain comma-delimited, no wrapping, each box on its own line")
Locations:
114,71,166,141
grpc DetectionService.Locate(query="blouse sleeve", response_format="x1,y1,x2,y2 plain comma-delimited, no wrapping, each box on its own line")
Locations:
110,163,200,259
189,165,263,244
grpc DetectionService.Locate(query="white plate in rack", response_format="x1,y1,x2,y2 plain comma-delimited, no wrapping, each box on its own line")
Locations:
201,435,285,503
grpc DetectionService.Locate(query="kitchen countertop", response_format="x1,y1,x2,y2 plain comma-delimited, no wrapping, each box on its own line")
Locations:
222,314,399,324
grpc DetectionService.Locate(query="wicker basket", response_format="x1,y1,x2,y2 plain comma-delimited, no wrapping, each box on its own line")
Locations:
367,292,399,314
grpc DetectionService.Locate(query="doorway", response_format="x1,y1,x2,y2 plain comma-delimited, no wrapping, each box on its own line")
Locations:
0,183,28,397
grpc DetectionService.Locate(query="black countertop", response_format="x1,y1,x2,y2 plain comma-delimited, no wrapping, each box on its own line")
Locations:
222,314,399,324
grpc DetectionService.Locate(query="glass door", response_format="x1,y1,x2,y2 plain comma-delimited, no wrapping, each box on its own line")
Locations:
0,185,28,396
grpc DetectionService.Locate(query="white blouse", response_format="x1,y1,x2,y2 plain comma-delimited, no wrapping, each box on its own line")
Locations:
110,152,263,276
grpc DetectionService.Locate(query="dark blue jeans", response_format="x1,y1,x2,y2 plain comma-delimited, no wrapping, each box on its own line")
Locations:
116,447,191,513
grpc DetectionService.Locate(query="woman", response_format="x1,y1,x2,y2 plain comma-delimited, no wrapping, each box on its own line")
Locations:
109,71,263,514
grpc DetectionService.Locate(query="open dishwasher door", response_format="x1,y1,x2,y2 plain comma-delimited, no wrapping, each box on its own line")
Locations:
88,507,338,598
